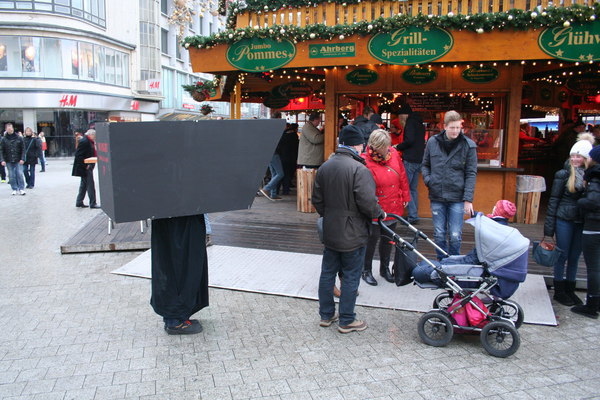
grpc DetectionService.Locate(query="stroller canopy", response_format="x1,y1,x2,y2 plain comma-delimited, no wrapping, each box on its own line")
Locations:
468,213,529,281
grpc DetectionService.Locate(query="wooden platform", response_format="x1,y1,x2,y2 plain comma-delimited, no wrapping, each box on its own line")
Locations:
60,195,586,281
60,213,150,253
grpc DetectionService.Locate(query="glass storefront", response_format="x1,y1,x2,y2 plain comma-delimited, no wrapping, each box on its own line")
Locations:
36,110,108,157
0,35,129,85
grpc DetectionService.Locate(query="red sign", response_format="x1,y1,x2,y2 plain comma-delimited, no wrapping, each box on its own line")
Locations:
148,80,160,90
182,103,195,110
59,94,78,107
278,95,324,111
130,100,140,110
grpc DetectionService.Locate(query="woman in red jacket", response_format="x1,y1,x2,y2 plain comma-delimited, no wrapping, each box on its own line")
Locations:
361,129,411,285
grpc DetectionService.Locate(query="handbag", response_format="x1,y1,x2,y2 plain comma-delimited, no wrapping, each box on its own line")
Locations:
532,238,563,267
393,237,417,286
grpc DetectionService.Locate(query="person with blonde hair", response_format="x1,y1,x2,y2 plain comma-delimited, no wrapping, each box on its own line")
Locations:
422,110,477,259
544,133,595,306
361,129,410,285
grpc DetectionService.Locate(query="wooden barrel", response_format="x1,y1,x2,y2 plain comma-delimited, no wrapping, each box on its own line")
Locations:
296,168,317,213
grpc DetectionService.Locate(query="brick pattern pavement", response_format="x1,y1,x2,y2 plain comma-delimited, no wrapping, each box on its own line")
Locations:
1,159,599,400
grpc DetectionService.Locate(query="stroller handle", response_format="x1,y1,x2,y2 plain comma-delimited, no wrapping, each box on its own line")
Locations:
378,213,449,258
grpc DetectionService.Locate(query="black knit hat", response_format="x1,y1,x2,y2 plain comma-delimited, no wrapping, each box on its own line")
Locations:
339,125,364,146
398,104,412,114
590,145,600,164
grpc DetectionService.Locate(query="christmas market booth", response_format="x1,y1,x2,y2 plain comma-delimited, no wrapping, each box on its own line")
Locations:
183,0,600,217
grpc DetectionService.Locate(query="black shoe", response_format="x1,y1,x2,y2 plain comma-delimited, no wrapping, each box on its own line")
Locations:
76,203,89,208
362,271,378,286
165,319,203,335
380,266,395,283
90,204,101,209
407,218,420,225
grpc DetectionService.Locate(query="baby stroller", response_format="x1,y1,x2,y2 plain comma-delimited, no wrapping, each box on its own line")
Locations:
378,213,529,358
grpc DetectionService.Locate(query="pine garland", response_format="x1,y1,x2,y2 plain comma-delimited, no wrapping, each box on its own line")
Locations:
182,3,598,50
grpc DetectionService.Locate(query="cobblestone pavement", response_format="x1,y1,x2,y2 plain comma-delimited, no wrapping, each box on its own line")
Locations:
1,159,599,400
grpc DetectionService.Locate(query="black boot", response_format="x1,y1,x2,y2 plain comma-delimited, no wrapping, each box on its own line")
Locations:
565,281,583,305
379,254,394,283
553,280,575,306
362,270,378,286
571,295,600,319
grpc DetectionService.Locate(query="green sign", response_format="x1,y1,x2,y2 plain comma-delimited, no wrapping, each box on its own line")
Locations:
368,26,453,65
309,43,356,58
538,20,600,62
226,37,296,72
346,69,379,85
263,96,290,109
402,67,437,85
461,66,499,83
273,82,313,99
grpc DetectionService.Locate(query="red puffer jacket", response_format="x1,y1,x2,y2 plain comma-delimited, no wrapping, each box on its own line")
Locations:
363,147,411,221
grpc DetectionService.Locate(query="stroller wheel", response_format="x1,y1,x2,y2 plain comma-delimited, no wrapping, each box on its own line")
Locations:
418,311,454,347
480,321,520,358
488,300,524,329
432,291,454,310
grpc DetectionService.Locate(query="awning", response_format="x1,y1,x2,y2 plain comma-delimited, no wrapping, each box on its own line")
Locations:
157,112,210,121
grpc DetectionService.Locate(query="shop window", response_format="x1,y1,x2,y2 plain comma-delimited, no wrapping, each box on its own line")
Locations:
41,37,62,78
0,36,22,77
1,1,106,28
94,45,105,82
20,37,42,77
105,47,115,84
114,52,123,86
79,41,95,81
61,39,80,80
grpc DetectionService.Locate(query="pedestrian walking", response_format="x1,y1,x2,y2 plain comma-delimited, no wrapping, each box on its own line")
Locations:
23,127,41,189
422,110,477,259
0,123,26,195
571,145,600,319
312,124,385,333
544,133,594,306
72,129,100,208
361,129,410,286
395,104,426,224
259,112,286,201
39,131,47,172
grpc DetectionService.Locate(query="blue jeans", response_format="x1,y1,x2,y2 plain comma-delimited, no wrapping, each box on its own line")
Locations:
582,234,600,298
23,163,35,188
430,201,465,260
264,154,284,197
553,218,583,282
403,161,422,221
319,246,366,326
6,162,25,191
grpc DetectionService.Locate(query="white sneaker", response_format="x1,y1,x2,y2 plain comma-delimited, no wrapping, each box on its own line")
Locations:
11,190,16,195
19,190,26,195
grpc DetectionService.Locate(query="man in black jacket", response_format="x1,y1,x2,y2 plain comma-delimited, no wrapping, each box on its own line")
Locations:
395,104,426,224
0,123,26,195
312,125,384,333
72,129,99,208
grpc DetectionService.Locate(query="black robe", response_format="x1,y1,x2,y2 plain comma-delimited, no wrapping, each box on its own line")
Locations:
150,214,209,320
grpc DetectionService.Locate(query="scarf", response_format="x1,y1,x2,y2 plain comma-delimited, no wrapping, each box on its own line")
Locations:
367,145,391,164
574,167,585,192
437,132,462,154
